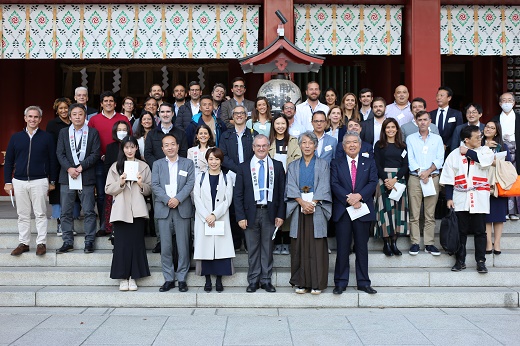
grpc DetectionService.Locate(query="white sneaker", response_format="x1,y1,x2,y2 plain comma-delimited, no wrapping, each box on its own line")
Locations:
311,289,321,295
295,287,308,294
273,244,282,255
128,278,138,291
119,279,129,291
510,214,519,220
281,244,290,255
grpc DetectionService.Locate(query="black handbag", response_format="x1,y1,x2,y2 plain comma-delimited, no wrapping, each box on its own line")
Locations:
439,208,460,255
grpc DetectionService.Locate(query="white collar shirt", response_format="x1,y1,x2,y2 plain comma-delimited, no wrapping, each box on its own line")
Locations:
251,155,268,205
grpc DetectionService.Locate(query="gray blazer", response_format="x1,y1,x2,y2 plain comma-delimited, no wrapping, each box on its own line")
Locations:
56,126,100,185
285,157,332,238
151,157,195,219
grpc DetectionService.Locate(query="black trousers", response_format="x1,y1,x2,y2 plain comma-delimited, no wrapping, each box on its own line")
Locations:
455,211,486,263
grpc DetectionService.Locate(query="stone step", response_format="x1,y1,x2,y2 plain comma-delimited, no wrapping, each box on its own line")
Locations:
1,267,519,288
1,248,516,268
0,286,517,308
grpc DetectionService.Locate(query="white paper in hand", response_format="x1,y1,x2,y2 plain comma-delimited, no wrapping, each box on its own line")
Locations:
9,189,15,208
68,173,83,190
124,161,139,181
205,221,225,236
389,182,406,201
271,226,279,240
300,192,314,212
346,202,370,220
165,184,175,198
420,177,436,197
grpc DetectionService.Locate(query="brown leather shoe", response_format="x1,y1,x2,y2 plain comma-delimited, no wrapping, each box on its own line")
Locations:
11,243,30,256
36,244,46,256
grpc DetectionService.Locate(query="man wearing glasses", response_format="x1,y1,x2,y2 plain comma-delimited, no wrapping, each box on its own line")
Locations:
282,101,306,138
312,110,337,164
175,81,202,131
220,77,255,129
450,103,485,151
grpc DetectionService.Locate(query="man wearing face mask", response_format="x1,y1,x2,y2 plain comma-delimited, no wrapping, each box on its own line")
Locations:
492,92,520,219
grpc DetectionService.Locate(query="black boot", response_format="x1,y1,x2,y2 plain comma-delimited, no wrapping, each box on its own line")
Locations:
383,238,393,256
390,237,402,256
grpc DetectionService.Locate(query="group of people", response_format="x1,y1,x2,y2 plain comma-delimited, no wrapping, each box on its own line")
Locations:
4,78,518,294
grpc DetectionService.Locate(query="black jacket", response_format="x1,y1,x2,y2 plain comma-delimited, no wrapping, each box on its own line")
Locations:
144,126,188,167
219,127,257,173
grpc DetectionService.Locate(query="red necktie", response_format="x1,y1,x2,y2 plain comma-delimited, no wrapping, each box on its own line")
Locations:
351,159,357,190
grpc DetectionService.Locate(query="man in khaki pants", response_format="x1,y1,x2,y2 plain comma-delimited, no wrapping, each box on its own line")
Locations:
4,106,57,256
405,110,445,256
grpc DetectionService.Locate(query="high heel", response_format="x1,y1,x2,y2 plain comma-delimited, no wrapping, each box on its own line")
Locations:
390,238,402,256
493,250,501,255
383,238,393,256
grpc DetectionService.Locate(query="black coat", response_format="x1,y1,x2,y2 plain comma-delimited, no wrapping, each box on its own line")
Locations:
219,127,257,173
144,126,188,167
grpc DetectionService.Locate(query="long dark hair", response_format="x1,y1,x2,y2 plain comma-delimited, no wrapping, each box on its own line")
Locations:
193,124,216,147
134,111,156,139
482,120,504,148
378,118,406,149
116,136,139,175
251,96,272,123
269,114,290,147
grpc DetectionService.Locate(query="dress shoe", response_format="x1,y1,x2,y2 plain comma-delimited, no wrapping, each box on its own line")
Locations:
178,281,188,292
216,283,224,292
11,243,30,256
357,286,377,294
332,286,346,295
84,242,94,253
485,250,493,255
204,282,212,292
383,239,393,256
159,281,175,292
260,283,276,292
36,244,46,256
56,243,73,254
152,242,161,253
246,283,259,292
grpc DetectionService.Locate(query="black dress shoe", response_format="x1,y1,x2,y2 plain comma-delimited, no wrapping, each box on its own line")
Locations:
159,281,175,292
152,242,161,253
493,250,501,255
260,283,276,292
56,243,73,254
246,283,259,292
485,250,493,254
357,286,377,294
333,286,346,295
84,242,94,253
216,283,224,292
178,281,188,292
204,282,212,292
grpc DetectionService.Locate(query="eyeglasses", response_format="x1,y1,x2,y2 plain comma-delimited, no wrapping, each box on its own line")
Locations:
233,111,246,116
124,102,134,106
254,144,269,149
467,111,480,115
233,85,246,89
284,106,295,110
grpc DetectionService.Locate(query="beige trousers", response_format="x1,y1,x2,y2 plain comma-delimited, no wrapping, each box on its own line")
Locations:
407,175,439,246
12,178,48,245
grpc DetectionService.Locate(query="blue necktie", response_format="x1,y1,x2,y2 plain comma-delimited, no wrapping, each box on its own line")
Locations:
259,160,265,201
438,109,444,135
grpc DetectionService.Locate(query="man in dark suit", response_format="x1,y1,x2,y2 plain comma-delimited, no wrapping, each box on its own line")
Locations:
331,131,378,294
430,86,463,152
361,97,387,147
152,133,195,293
55,104,101,254
450,103,485,151
234,134,286,293
175,81,202,131
358,88,375,122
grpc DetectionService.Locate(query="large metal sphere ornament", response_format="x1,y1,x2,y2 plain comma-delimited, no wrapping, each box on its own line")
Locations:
257,77,302,116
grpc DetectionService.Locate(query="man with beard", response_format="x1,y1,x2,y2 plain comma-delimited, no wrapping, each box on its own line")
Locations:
385,85,414,126
176,81,202,131
295,81,329,132
172,84,187,116
149,84,165,108
361,97,387,147
282,101,306,138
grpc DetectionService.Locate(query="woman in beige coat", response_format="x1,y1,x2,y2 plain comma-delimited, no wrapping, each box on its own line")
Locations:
193,147,235,292
105,136,152,291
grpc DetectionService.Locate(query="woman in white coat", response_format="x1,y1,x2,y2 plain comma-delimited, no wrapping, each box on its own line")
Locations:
193,147,235,292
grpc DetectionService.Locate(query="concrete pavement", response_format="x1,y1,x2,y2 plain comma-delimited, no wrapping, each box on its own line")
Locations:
1,307,519,345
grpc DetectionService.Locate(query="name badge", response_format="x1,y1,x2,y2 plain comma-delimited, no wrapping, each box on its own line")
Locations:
401,149,407,158
397,113,405,120
324,145,332,152
258,124,267,130
362,152,369,158
422,146,428,155
247,111,252,117
179,170,188,177
279,146,287,152
448,117,456,123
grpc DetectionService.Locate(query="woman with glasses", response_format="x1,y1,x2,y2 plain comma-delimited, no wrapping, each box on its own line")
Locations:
121,96,137,126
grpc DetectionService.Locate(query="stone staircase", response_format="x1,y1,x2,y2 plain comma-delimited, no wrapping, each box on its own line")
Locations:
0,218,519,308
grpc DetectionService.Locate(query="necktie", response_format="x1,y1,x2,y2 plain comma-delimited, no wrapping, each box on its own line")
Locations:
351,160,357,191
438,109,444,135
259,160,265,201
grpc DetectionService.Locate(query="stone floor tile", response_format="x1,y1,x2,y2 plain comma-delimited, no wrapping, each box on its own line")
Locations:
162,315,227,330
216,308,279,316
110,308,194,316
421,329,502,346
192,308,218,315
36,314,109,329
10,327,93,346
0,307,86,315
288,316,352,330
0,314,49,344
224,316,291,345
290,330,363,346
153,329,225,346
405,314,478,330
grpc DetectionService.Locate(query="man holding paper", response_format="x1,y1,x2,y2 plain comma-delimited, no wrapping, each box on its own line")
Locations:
152,133,195,293
331,131,378,294
406,110,445,256
56,104,100,254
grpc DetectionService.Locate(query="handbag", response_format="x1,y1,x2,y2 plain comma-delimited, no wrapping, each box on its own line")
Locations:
497,177,520,197
439,208,460,256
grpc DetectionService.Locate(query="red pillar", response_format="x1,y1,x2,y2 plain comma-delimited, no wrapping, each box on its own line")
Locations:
405,0,441,110
263,0,294,83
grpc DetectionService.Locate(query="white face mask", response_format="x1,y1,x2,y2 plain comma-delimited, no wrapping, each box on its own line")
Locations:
117,131,128,140
501,103,514,113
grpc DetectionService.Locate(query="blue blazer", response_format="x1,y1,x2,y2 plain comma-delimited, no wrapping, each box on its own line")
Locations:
330,154,378,223
151,157,195,219
430,108,463,150
316,134,337,164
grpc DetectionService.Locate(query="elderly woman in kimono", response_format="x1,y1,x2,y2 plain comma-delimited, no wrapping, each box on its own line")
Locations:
285,131,332,295
193,147,235,292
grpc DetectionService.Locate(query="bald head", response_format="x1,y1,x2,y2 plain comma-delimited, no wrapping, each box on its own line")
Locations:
394,85,409,106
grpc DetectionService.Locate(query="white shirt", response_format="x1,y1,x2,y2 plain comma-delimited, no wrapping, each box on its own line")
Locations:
190,101,200,116
251,155,268,205
161,123,173,134
74,127,86,151
435,106,450,127
361,107,372,121
316,132,325,156
288,121,306,138
373,118,385,147
346,154,359,185
500,111,516,141
295,100,330,132
166,156,179,198
25,127,38,139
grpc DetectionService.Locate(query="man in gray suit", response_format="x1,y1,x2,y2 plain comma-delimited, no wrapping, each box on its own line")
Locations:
220,77,255,129
55,103,101,254
152,133,195,292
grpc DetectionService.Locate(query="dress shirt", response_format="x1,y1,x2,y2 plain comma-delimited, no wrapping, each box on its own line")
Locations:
73,126,86,152
316,133,325,156
500,111,516,140
235,127,246,163
406,131,444,176
360,107,372,121
295,100,330,132
288,121,306,138
166,156,179,198
251,155,268,204
385,102,413,126
161,123,173,134
25,127,38,139
435,106,450,128
373,119,385,147
190,101,200,116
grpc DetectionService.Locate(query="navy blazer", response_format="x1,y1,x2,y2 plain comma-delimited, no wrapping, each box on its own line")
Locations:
450,122,485,152
360,117,383,146
430,108,463,150
330,154,378,223
233,158,286,225
219,128,258,173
